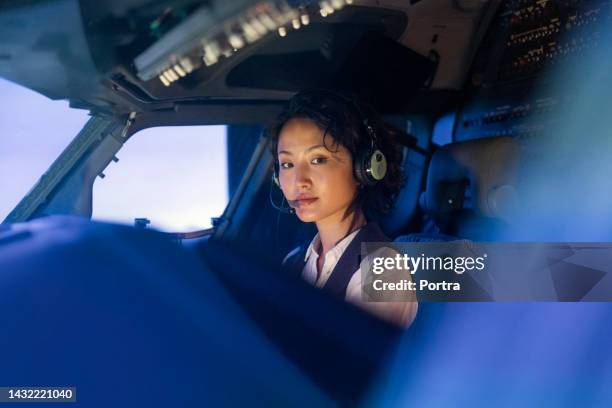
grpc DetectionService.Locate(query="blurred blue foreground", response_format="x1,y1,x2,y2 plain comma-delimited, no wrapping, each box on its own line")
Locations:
0,216,610,407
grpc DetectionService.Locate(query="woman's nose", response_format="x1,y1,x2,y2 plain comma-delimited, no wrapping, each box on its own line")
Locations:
294,163,312,189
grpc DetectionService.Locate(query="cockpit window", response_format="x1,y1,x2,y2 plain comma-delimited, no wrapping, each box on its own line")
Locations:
0,78,89,221
92,125,228,232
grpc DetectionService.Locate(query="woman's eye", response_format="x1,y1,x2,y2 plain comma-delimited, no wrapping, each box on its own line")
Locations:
280,162,293,169
311,157,328,165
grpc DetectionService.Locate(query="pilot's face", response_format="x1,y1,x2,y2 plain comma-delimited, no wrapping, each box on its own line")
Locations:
277,117,359,223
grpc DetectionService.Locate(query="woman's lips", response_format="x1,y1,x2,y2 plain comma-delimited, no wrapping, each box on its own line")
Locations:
289,197,318,208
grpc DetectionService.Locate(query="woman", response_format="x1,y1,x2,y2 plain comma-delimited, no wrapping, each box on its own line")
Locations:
269,89,417,328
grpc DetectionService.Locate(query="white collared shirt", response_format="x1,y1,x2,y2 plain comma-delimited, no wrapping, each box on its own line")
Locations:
299,228,418,328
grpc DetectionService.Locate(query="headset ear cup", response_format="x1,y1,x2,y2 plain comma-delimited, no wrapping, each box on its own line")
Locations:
354,150,375,187
354,149,387,186
369,149,387,181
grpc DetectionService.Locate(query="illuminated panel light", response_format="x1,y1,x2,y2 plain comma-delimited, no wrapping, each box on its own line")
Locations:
281,7,300,23
269,8,287,25
346,0,353,4
179,57,194,73
319,1,334,16
331,0,345,10
173,64,186,77
258,13,278,31
204,42,221,57
278,26,287,37
221,47,233,58
300,13,310,26
159,74,171,86
203,42,220,66
162,70,175,83
292,18,300,29
228,34,245,49
203,53,218,66
241,20,261,43
271,2,298,26
320,1,334,15
249,17,268,36
166,69,179,81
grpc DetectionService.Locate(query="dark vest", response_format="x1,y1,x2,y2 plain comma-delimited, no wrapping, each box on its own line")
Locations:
282,223,389,297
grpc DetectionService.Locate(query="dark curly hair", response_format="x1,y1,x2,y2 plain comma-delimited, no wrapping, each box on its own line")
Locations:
268,88,405,220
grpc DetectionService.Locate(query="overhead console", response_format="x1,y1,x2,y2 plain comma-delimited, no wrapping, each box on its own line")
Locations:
84,0,435,114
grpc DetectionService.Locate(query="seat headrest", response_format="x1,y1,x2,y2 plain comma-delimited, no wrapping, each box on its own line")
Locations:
422,136,521,226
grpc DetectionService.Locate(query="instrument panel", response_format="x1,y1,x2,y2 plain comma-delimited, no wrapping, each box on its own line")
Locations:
456,0,612,142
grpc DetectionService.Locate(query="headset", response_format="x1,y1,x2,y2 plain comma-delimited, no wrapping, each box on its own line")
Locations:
270,171,295,214
271,89,388,206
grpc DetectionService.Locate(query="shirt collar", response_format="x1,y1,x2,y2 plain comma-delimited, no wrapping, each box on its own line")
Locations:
304,227,362,262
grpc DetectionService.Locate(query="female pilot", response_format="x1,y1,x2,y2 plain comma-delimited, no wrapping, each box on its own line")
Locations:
269,89,417,328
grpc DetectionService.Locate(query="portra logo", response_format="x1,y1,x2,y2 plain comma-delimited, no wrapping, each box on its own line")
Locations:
372,253,488,275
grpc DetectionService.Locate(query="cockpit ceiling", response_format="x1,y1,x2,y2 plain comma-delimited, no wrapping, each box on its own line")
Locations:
0,0,495,115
